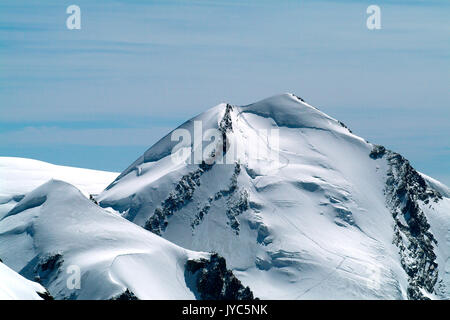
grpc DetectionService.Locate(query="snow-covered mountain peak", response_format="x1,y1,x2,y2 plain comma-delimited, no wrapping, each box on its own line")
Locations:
0,179,255,300
0,156,118,220
240,93,339,129
103,93,361,198
2,95,447,300
95,94,450,299
233,93,358,143
93,94,449,299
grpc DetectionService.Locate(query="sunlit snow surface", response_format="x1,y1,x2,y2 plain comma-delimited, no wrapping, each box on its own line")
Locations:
0,180,207,299
0,94,449,299
98,94,450,299
0,261,46,300
0,157,118,219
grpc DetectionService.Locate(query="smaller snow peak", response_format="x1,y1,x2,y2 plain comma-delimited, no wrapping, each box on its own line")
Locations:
5,180,85,219
24,179,79,197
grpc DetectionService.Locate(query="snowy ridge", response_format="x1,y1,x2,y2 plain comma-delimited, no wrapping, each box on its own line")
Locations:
0,179,254,300
0,180,205,299
98,93,450,299
1,94,448,300
370,145,444,299
0,157,118,220
0,261,49,300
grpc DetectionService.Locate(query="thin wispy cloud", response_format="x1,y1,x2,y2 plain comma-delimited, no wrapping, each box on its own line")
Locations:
0,0,448,184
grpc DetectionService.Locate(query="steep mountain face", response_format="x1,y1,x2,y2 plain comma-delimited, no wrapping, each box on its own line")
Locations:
97,93,450,299
0,180,253,300
370,146,444,299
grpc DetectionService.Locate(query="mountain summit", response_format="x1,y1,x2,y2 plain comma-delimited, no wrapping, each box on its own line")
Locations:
97,93,450,299
0,94,448,299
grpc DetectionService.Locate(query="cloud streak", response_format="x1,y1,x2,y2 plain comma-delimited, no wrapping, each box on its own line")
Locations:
0,127,172,147
0,0,448,184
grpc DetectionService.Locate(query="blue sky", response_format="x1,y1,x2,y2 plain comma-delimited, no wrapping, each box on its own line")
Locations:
0,0,449,184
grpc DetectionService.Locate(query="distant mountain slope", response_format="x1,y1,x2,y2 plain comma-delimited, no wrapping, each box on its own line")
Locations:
0,179,253,300
0,157,118,219
98,93,450,299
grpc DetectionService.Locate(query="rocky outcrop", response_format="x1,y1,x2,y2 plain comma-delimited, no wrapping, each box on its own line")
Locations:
37,290,54,300
111,289,139,300
185,253,255,300
369,144,386,160
144,162,213,235
89,194,99,205
145,104,238,236
219,104,234,155
192,163,249,234
338,121,353,133
371,145,442,299
21,253,64,289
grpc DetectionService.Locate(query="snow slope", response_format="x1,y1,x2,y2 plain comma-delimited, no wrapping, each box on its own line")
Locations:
98,93,450,299
0,157,118,219
0,261,48,300
0,179,212,299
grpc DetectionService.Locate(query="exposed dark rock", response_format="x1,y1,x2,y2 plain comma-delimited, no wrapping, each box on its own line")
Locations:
292,94,305,102
37,290,54,300
338,121,353,133
371,145,442,299
144,161,214,235
185,253,255,300
225,189,249,235
111,289,139,300
369,144,386,159
192,202,211,229
20,253,64,295
219,104,234,155
144,103,238,235
39,253,64,273
219,104,234,134
191,163,249,234
89,194,99,205
334,207,356,227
